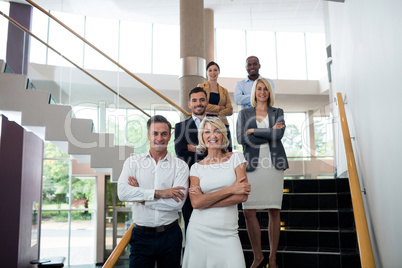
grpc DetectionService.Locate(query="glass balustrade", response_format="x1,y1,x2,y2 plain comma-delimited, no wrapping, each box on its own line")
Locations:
1,11,187,145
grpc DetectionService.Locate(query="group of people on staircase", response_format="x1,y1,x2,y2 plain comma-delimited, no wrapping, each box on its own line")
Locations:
118,56,289,268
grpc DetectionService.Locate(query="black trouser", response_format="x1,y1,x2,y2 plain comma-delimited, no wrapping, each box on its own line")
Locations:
129,222,182,268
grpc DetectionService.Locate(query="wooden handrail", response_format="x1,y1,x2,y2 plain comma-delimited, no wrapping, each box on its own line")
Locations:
26,0,191,117
337,92,375,268
0,11,151,118
103,222,135,268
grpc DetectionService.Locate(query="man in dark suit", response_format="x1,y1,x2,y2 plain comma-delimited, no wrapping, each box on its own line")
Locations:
174,87,208,230
175,87,233,230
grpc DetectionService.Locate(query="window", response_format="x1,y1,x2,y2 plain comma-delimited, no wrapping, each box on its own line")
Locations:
119,20,152,73
84,16,119,71
313,116,334,157
216,29,246,77
152,24,179,75
282,113,309,158
276,32,307,80
27,8,327,79
41,142,96,265
48,11,85,67
305,33,327,80
246,31,277,79
30,8,49,64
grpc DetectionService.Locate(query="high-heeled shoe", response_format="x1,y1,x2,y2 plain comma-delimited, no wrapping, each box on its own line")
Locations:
267,262,279,268
256,257,269,268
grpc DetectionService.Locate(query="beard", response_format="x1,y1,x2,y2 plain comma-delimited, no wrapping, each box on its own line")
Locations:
192,105,206,115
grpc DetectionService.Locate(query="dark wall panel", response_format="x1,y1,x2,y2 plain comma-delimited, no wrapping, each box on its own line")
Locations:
0,115,43,268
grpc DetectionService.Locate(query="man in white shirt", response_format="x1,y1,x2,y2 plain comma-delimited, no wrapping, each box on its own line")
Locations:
234,56,275,110
118,115,189,268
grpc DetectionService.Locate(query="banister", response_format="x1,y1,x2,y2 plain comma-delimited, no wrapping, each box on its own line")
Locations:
336,92,375,268
102,222,135,268
26,0,191,117
0,11,151,118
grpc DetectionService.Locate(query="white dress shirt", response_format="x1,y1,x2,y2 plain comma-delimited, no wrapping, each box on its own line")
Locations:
191,114,201,129
118,151,189,227
191,114,204,154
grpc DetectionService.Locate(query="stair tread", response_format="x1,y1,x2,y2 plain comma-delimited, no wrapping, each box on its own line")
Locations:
239,227,356,232
242,247,355,255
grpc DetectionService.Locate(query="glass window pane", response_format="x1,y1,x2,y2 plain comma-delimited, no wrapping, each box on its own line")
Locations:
30,8,48,64
152,24,179,75
276,32,307,80
120,20,152,73
44,142,69,158
306,33,327,80
216,29,246,78
282,113,308,158
106,107,129,145
246,31,277,79
105,208,113,253
0,2,9,60
84,16,119,71
116,211,132,258
47,11,84,67
70,211,95,265
126,109,149,152
43,159,70,209
40,212,69,259
314,116,334,156
71,176,96,209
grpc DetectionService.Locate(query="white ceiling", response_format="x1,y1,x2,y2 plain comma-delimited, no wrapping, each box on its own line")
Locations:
11,0,325,32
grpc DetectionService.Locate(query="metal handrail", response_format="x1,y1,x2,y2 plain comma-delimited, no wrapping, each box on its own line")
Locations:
102,222,135,268
26,0,191,117
0,11,151,118
336,92,375,268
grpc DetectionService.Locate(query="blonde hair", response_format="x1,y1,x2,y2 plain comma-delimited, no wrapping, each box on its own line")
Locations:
250,78,274,107
197,117,229,154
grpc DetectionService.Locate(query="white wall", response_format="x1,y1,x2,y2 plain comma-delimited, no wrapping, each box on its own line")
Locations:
327,1,402,266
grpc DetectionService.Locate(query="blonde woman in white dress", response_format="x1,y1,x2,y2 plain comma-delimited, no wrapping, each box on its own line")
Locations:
182,117,250,268
236,78,289,268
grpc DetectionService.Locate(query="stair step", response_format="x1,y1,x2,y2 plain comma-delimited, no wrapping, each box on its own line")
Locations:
243,249,361,268
284,178,351,194
0,71,132,181
238,210,355,230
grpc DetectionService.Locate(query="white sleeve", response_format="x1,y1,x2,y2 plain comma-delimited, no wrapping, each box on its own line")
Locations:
117,157,155,202
233,152,248,168
144,161,189,212
190,164,199,177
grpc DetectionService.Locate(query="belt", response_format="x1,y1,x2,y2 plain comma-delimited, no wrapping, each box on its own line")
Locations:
134,220,178,233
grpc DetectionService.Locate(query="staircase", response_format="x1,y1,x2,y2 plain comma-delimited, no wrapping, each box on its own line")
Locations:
0,59,132,181
239,178,361,268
